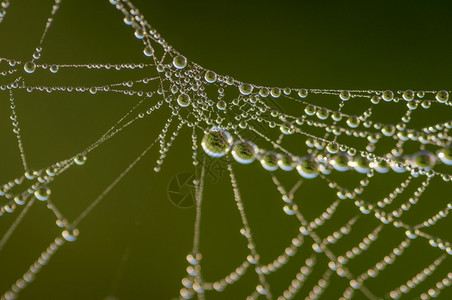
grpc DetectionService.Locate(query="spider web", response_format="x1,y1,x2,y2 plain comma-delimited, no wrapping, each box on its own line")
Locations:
0,0,451,299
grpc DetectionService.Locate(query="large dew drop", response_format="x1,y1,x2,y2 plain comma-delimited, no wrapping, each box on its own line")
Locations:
239,83,253,95
297,156,319,179
435,90,449,103
438,147,452,165
353,156,371,174
177,94,191,107
278,155,295,171
204,70,217,83
260,152,279,171
231,140,257,164
24,61,36,74
331,154,350,172
412,150,436,169
173,55,187,69
201,127,233,158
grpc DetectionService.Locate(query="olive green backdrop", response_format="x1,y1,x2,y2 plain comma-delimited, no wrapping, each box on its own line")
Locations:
0,0,451,299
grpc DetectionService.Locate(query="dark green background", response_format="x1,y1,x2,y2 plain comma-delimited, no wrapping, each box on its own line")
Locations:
0,0,451,299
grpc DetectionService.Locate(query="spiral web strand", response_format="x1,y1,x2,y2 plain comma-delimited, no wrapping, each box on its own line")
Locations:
0,0,451,299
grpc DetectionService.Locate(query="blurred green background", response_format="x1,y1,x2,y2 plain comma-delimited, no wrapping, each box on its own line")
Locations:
0,0,451,299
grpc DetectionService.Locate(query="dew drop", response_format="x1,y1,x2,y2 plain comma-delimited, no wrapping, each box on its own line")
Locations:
382,90,394,102
298,89,308,98
305,104,316,116
177,93,191,107
297,156,319,179
402,90,414,101
278,155,294,171
143,45,154,57
232,140,257,164
239,83,253,95
332,154,350,172
346,116,360,128
204,70,217,83
49,64,59,73
260,152,279,171
34,186,51,201
173,55,187,69
201,127,233,158
438,147,452,165
24,61,36,74
436,90,449,103
412,150,436,169
340,90,351,101
62,229,79,242
74,153,87,165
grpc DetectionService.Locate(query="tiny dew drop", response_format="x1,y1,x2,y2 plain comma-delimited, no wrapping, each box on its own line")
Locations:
74,153,87,165
62,229,79,242
35,186,51,201
49,64,59,73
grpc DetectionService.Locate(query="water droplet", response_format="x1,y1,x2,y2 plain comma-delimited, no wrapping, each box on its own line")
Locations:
340,90,351,101
438,147,452,165
143,45,154,57
278,155,294,171
177,93,191,107
331,111,343,122
297,156,319,179
436,90,449,103
204,70,217,83
173,55,187,69
346,116,360,128
49,64,59,73
305,104,316,116
216,100,226,110
316,107,329,120
381,124,395,136
326,143,339,154
201,127,233,158
239,83,253,95
231,141,257,164
353,156,371,174
402,90,414,101
74,153,87,165
371,96,380,104
260,152,279,171
24,61,36,74
270,88,281,98
259,87,269,97
332,154,350,172
62,229,79,242
373,160,390,173
412,150,436,169
35,186,51,201
382,90,394,102
298,89,308,98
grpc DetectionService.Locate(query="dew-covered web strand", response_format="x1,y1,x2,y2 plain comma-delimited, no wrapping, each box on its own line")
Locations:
0,0,451,299
270,175,379,300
